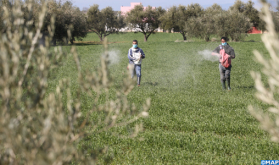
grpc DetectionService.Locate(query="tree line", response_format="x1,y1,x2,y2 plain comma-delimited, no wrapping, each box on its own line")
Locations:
1,0,279,43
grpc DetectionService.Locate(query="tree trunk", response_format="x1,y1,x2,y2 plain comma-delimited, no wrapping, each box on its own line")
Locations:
97,33,103,41
182,33,187,41
99,35,103,41
144,33,147,42
70,37,75,45
52,37,56,46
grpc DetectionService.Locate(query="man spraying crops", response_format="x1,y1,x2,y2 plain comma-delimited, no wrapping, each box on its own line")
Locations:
128,40,145,86
212,37,235,90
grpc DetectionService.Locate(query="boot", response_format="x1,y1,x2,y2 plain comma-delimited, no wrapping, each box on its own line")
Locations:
227,78,231,90
137,77,141,86
221,80,226,90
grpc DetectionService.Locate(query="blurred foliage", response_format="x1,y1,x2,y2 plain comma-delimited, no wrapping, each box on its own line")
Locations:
0,0,149,164
249,0,279,143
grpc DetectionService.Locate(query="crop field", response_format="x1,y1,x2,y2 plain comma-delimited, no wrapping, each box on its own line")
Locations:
50,32,278,164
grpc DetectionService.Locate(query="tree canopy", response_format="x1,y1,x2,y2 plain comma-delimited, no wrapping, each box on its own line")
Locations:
125,5,165,42
43,1,87,45
184,4,221,41
230,0,260,27
87,5,125,41
160,4,203,41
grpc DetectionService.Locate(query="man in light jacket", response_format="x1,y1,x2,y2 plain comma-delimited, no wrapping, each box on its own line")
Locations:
212,37,235,90
128,40,145,86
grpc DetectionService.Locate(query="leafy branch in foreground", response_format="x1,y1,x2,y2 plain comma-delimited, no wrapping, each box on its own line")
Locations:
0,1,149,164
249,1,279,142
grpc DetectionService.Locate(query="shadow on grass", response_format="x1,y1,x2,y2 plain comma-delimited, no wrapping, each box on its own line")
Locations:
142,82,159,86
242,40,262,42
71,41,129,46
72,42,103,46
51,42,102,47
53,40,129,47
236,85,254,89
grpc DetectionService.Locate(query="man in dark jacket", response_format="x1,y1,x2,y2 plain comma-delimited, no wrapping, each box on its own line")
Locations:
212,37,235,90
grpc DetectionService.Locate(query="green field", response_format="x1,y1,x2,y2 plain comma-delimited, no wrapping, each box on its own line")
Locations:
52,32,277,164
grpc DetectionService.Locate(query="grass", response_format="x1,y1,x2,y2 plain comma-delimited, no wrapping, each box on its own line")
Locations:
51,32,277,164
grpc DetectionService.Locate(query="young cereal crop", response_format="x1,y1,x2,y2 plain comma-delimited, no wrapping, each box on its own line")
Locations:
53,31,277,164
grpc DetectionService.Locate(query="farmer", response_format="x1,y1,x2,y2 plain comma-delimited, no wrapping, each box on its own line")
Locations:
127,40,145,86
212,37,235,90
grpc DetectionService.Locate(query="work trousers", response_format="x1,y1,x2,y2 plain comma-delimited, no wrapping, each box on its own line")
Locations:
219,63,231,81
128,64,141,78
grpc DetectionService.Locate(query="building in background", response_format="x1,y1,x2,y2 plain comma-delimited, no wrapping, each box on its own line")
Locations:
248,27,262,34
121,2,155,16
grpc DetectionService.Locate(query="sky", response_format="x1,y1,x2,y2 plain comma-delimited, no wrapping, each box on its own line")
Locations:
71,0,277,11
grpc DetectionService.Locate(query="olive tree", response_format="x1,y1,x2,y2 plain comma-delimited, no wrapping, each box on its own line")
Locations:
213,10,252,41
48,1,87,45
25,0,88,45
159,6,178,33
87,5,126,41
183,4,221,41
69,6,87,44
201,4,223,41
230,0,260,27
160,4,203,41
126,5,165,42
